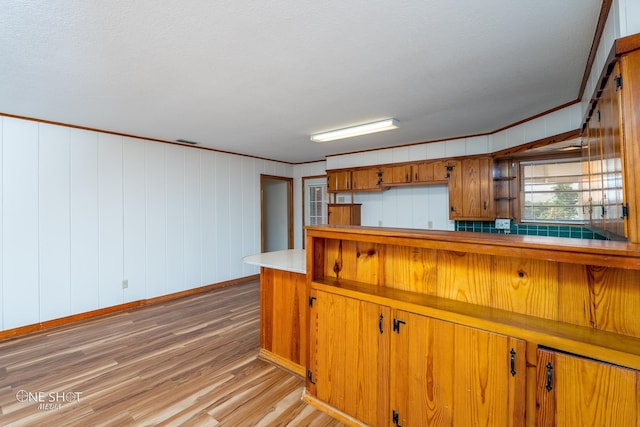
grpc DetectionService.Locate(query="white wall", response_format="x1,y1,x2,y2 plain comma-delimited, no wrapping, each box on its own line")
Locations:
292,161,327,248
0,116,291,332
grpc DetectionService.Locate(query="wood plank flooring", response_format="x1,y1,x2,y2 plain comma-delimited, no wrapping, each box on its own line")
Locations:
0,280,344,426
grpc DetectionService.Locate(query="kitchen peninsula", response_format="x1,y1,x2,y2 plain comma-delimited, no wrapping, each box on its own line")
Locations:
303,225,640,427
243,249,307,376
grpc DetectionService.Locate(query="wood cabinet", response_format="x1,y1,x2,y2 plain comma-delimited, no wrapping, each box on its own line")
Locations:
537,348,640,426
327,203,361,225
584,61,626,239
449,157,493,220
307,290,390,426
391,311,525,427
582,35,640,242
303,225,640,426
327,171,351,192
412,160,450,183
379,164,412,185
351,168,381,191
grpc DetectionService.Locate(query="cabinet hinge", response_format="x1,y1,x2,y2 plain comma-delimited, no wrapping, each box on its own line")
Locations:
392,409,403,427
445,165,454,179
308,296,316,307
307,369,316,385
393,318,406,333
615,74,622,90
622,203,629,219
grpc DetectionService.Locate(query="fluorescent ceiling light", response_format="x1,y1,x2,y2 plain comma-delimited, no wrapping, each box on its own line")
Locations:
310,118,399,142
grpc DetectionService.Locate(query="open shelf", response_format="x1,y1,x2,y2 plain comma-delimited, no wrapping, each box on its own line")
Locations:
311,277,640,370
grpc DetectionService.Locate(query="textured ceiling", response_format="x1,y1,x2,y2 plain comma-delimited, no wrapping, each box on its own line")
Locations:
1,1,602,163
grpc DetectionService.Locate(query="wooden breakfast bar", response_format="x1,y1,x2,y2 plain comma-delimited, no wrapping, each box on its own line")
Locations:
302,225,640,427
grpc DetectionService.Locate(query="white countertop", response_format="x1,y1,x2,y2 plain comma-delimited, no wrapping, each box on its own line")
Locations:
242,249,306,274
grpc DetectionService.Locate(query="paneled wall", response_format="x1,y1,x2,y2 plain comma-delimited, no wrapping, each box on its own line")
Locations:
0,116,291,331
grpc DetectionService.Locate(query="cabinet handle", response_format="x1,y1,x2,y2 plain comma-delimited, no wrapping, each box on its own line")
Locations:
545,362,553,391
510,348,516,376
484,201,487,211
379,313,384,334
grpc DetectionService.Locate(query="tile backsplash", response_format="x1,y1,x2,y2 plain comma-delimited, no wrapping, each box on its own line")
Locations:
455,220,607,240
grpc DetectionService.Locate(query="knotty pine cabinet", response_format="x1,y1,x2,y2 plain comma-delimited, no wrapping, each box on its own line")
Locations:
536,348,640,426
303,225,640,427
391,311,526,427
351,168,381,191
307,290,390,426
327,204,361,225
412,160,450,183
379,164,413,185
327,170,351,192
582,35,640,242
448,157,493,220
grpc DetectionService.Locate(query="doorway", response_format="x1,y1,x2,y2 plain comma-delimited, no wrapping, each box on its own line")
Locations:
260,175,293,252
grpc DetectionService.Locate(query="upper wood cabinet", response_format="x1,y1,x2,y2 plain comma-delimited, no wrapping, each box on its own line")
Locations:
449,157,493,220
582,35,640,242
537,348,640,426
326,171,351,192
379,164,412,185
412,160,450,183
351,168,381,191
584,61,626,239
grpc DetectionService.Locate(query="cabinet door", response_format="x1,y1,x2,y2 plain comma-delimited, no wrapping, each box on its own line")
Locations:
327,204,361,225
351,168,381,190
308,290,390,426
380,165,412,185
327,171,351,192
391,311,526,427
600,63,626,238
449,158,493,220
537,348,639,427
447,160,463,218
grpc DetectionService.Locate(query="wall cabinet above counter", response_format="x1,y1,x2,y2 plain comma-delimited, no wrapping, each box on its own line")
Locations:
327,157,494,221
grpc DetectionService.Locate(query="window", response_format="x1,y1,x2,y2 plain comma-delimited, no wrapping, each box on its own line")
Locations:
302,177,328,247
520,158,589,223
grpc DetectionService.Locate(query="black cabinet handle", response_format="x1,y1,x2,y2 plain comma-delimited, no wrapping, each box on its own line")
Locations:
510,348,516,376
545,362,553,391
379,313,384,334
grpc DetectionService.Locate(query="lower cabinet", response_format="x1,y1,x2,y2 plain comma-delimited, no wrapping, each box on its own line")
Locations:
391,311,526,427
307,290,390,426
536,348,640,426
307,292,527,426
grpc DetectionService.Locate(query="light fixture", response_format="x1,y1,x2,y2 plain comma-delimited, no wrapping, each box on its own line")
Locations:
310,118,399,142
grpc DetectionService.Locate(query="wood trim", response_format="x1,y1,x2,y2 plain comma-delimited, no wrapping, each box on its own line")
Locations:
492,129,581,159
302,390,368,427
577,0,614,103
0,112,304,165
258,348,305,377
0,274,259,341
260,174,295,252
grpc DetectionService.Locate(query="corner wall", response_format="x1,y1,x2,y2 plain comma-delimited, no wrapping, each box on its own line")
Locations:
0,115,292,332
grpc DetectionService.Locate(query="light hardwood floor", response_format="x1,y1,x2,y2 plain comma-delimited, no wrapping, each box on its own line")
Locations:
0,280,344,426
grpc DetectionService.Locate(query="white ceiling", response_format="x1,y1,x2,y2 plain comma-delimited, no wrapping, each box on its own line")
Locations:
1,1,602,163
